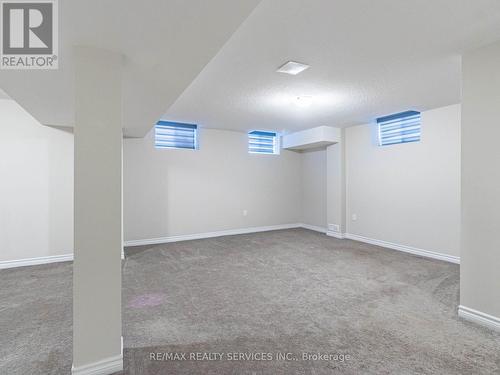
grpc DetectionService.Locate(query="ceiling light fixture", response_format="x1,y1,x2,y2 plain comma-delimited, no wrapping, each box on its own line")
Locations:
276,61,310,75
294,96,313,108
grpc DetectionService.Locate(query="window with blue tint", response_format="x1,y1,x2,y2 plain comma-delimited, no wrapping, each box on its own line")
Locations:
248,130,279,154
377,111,421,146
155,121,198,150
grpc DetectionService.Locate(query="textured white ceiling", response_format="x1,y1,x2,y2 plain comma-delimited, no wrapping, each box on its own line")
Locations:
164,0,500,132
0,0,261,137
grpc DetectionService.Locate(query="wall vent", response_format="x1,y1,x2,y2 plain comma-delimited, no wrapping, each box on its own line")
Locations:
328,224,340,233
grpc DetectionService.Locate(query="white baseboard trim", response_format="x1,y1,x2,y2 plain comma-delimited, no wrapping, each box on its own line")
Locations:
344,233,460,264
326,230,345,239
299,223,327,234
1,250,125,270
458,305,500,332
124,223,302,247
1,224,308,267
72,336,123,375
0,253,73,270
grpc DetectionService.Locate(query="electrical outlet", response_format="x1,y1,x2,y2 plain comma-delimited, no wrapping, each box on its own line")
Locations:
328,224,340,232
352,214,357,221
243,210,248,217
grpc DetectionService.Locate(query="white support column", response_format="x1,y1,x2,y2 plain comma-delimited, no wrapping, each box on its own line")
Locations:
326,129,346,238
459,40,500,331
72,46,124,374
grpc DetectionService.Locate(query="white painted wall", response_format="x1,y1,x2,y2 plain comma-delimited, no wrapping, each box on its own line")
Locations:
0,100,462,267
123,128,302,241
461,41,500,320
301,149,327,229
327,133,346,235
0,98,73,263
345,104,461,257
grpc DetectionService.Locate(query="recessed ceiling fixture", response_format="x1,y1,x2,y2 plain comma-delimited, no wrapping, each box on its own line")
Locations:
276,61,310,75
294,96,313,108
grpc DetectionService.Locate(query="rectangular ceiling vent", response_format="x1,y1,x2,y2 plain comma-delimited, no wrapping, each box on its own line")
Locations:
276,61,310,75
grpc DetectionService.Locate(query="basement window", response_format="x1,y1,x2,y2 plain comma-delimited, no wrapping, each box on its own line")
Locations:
248,131,279,155
377,111,421,146
155,121,198,150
